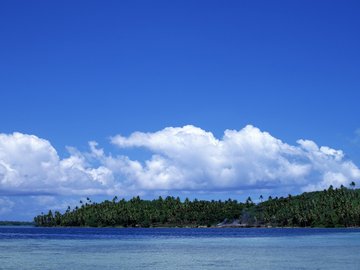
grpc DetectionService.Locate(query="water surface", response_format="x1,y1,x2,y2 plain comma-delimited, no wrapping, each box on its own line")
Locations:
1,227,359,269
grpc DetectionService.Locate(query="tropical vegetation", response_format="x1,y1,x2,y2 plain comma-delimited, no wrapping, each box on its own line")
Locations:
0,221,34,226
34,184,360,228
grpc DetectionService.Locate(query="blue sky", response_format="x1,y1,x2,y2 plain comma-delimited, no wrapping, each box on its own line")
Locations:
1,1,360,220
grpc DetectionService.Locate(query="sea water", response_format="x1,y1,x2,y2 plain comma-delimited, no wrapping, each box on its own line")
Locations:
0,227,360,269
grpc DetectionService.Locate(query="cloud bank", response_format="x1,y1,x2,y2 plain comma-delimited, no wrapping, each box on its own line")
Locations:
1,125,359,198
0,132,114,196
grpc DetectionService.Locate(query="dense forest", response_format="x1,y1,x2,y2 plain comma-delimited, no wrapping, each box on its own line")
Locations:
34,184,360,228
0,221,34,226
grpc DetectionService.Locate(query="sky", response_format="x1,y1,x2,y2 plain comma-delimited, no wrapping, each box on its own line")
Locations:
1,0,360,221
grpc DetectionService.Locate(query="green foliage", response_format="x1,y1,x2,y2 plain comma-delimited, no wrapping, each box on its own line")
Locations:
0,221,34,226
258,186,360,227
34,186,360,228
34,196,245,227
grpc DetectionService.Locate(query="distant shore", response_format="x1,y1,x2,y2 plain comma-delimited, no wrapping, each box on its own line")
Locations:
2,224,359,229
32,186,360,228
0,221,34,226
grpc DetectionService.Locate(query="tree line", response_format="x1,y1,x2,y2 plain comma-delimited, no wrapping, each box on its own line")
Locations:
34,196,245,227
260,184,360,227
34,184,360,228
0,221,33,226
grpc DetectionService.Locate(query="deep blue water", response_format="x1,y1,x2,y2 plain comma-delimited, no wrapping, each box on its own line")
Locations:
1,226,360,240
1,227,360,269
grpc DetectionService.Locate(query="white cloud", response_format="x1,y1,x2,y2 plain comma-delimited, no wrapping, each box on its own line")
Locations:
0,132,115,196
0,126,360,198
111,125,360,192
32,196,83,212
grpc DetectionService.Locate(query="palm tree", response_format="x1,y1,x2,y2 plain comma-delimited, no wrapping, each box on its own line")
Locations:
245,197,253,207
350,181,356,190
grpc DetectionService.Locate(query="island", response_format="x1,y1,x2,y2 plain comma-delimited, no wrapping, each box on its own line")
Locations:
34,184,360,228
0,221,34,226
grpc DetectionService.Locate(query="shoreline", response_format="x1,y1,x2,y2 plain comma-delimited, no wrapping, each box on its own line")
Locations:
19,225,360,229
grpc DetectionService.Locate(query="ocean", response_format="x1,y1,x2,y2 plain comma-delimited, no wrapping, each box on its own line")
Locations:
1,227,360,269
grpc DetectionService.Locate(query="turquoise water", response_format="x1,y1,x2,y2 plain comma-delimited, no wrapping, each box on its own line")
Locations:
1,227,360,269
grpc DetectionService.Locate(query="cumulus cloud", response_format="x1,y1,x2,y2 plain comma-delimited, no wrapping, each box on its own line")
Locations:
111,125,360,192
0,126,359,198
0,132,115,196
